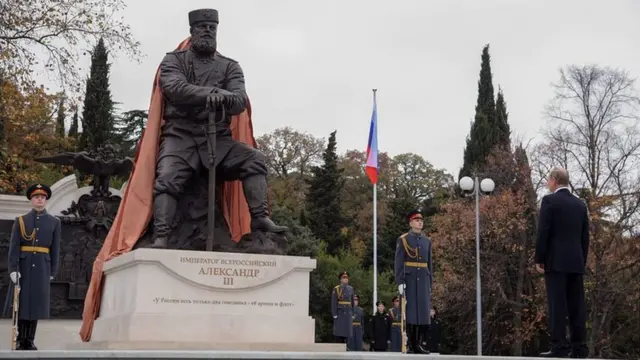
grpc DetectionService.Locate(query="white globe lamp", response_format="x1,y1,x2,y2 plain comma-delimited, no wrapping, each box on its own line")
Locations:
459,176,474,191
480,178,495,193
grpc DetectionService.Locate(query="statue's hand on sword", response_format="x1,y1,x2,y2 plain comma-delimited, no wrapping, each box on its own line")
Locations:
207,89,238,110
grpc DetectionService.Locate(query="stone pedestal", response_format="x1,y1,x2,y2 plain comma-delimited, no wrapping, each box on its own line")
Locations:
81,248,338,351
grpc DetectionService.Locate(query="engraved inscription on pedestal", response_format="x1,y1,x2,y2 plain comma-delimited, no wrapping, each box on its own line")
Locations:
92,249,317,345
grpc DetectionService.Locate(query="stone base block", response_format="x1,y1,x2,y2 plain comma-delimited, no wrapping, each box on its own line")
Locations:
87,248,322,350
68,341,344,352
92,313,315,343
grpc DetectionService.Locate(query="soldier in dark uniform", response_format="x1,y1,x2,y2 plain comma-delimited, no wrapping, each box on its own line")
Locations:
150,8,286,248
331,271,354,343
7,184,61,350
395,209,433,354
347,294,364,351
388,295,402,352
369,300,391,352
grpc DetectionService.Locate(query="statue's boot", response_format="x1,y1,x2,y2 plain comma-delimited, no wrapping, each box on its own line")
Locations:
150,193,178,248
243,175,288,233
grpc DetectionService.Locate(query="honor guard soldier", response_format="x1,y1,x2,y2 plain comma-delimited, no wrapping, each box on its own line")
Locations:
331,271,354,344
347,294,364,351
369,300,391,352
395,209,433,354
389,295,402,352
7,184,61,350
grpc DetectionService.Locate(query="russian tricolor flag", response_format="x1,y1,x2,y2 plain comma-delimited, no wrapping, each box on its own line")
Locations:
365,91,379,184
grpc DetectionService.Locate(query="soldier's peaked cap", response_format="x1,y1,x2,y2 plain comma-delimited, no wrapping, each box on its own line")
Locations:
26,183,52,200
339,271,349,279
189,9,219,26
376,300,385,306
408,209,423,221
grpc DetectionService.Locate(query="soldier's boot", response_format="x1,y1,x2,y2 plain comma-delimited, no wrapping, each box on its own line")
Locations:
16,320,28,350
417,325,430,354
243,176,288,233
407,325,418,353
150,194,178,249
24,320,37,350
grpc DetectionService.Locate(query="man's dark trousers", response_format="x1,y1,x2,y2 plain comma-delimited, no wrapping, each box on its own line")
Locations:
545,271,587,356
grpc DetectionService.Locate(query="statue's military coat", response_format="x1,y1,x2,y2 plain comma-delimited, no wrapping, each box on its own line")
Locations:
331,284,354,338
394,231,433,325
389,306,402,352
157,49,254,172
347,305,364,351
7,209,61,320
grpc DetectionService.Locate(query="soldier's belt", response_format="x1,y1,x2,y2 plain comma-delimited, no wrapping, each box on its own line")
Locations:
404,261,428,268
338,301,351,305
392,322,402,326
352,322,361,326
20,246,49,254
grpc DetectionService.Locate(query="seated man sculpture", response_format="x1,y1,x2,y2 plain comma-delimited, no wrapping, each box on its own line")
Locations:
151,8,286,248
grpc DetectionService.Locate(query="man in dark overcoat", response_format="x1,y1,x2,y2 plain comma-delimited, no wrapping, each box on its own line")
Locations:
7,183,61,350
331,271,354,343
369,300,391,351
347,294,364,351
150,8,286,248
395,209,433,354
535,167,590,358
388,295,402,352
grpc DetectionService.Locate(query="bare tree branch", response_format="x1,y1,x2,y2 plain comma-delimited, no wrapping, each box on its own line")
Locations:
0,0,141,96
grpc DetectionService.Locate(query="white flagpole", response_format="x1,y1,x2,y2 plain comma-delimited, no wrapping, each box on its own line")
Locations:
373,182,378,314
372,88,378,314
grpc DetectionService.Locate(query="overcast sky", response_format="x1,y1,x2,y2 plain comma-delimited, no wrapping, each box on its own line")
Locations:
58,0,640,178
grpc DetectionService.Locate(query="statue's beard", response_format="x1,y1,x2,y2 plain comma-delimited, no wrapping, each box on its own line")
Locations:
191,36,216,55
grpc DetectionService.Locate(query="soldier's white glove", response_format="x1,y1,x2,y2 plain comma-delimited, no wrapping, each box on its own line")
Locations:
398,284,405,295
50,276,53,280
333,316,337,319
10,272,20,284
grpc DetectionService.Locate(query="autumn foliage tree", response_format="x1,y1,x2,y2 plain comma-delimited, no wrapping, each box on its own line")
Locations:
432,146,545,356
0,81,72,193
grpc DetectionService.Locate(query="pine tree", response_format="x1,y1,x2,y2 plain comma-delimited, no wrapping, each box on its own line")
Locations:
79,38,115,152
55,94,66,138
305,131,349,255
113,109,148,156
68,110,79,139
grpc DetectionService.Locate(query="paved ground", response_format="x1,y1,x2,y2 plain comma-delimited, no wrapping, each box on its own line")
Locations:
0,350,568,359
0,319,81,350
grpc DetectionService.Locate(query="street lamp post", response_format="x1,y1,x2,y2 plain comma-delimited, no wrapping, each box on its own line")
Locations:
458,175,495,357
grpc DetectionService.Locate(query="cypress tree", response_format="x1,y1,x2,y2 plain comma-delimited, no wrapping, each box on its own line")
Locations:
476,45,496,119
55,94,66,138
305,131,348,255
495,87,511,149
68,110,79,139
79,38,114,151
0,74,5,147
459,44,505,180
